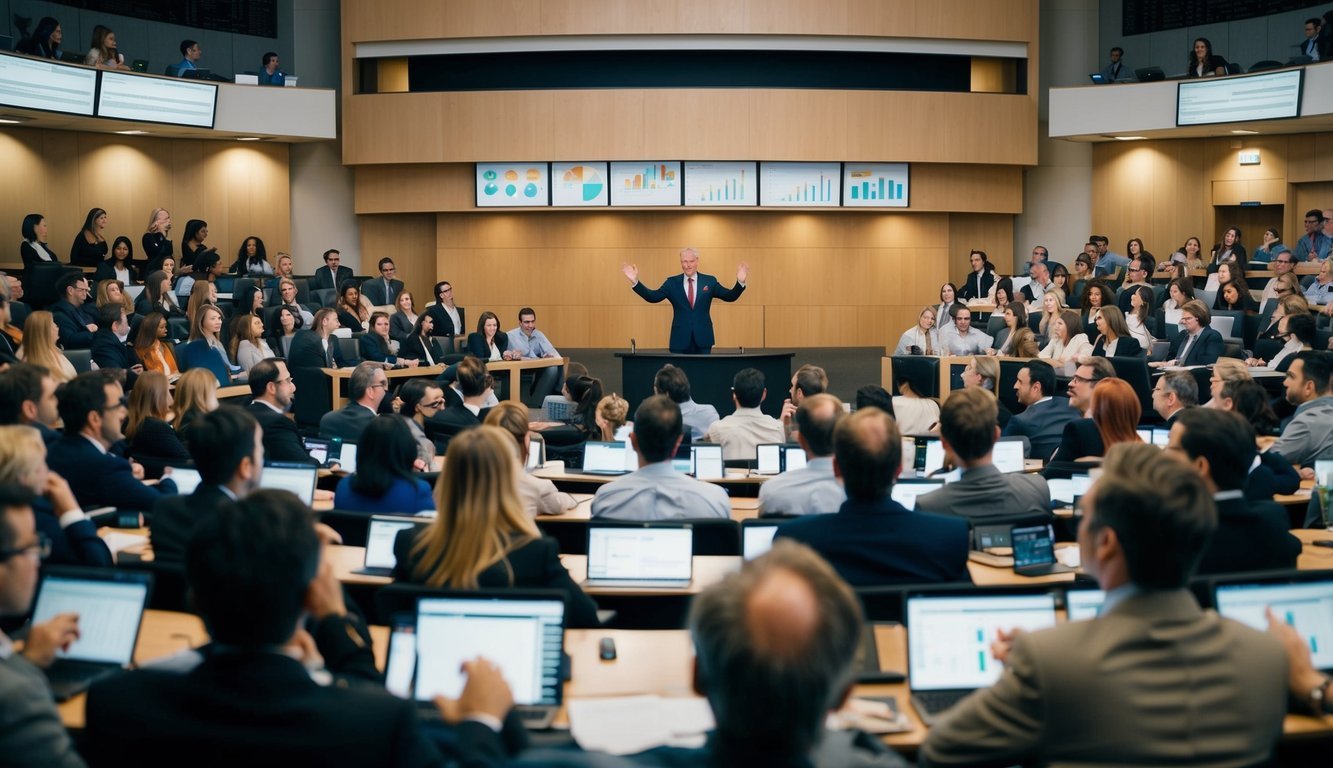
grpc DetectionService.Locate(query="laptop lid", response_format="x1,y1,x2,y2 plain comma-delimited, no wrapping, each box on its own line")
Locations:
338,442,359,474
383,612,417,699
1150,428,1170,447
1089,73,1107,84
413,593,566,706
691,444,724,480
581,441,631,474
993,440,1025,474
261,463,318,505
741,519,785,560
364,515,431,570
1064,586,1105,621
302,437,334,466
1047,475,1093,506
32,567,152,666
1213,572,1333,672
1209,315,1234,338
1314,460,1332,487
1136,427,1153,444
907,590,1057,692
891,479,944,511
587,525,693,582
1012,524,1057,570
166,466,202,496
923,438,946,477
756,443,783,474
526,435,545,470
783,445,807,471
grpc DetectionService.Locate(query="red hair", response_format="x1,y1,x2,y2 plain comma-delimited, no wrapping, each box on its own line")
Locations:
1091,378,1141,449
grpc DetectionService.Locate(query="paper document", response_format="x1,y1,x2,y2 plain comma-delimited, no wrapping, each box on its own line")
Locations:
568,695,714,755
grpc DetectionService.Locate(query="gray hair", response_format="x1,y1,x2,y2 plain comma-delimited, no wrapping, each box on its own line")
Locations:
348,361,380,403
1161,370,1198,407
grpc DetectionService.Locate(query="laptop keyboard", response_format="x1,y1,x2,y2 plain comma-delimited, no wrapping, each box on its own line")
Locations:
912,690,971,715
45,661,121,699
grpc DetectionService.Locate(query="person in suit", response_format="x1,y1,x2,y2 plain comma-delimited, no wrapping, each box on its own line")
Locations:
90,304,145,389
423,280,466,339
0,484,87,768
150,407,263,563
361,257,404,306
0,363,63,446
1169,408,1301,575
957,249,995,302
775,407,970,586
124,371,191,475
467,311,515,361
394,425,600,628
1271,351,1333,468
389,290,418,343
88,488,517,767
1099,46,1126,80
47,372,178,513
591,395,731,521
1044,378,1142,479
1089,305,1141,358
319,362,386,443
1301,17,1323,60
916,388,1049,521
310,248,353,291
333,416,434,514
246,358,321,467
48,272,97,350
431,356,493,435
1152,300,1224,369
758,394,846,517
399,312,449,367
1002,360,1079,462
921,442,1288,768
652,364,718,441
285,308,350,370
1151,370,1196,429
267,277,314,326
93,236,139,285
19,213,59,268
622,247,749,354
357,311,416,368
0,425,112,568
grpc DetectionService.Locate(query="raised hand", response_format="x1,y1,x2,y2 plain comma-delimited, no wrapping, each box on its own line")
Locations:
737,261,750,284
621,262,639,284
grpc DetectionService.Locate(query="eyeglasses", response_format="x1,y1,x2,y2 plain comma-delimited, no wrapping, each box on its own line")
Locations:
1306,219,1321,225
0,533,50,562
369,381,388,390
421,399,445,409
1070,374,1093,384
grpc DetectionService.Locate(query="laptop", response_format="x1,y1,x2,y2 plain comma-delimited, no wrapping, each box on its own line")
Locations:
741,518,793,560
260,463,318,505
1209,316,1235,338
1012,524,1076,576
302,436,343,469
923,438,947,477
1213,572,1333,672
339,442,359,474
131,59,148,73
755,443,784,475
408,592,566,728
907,589,1057,724
1134,66,1165,82
526,435,545,471
691,444,724,480
1047,474,1092,507
783,445,807,471
585,525,693,588
357,515,431,576
382,612,417,699
32,567,154,701
993,440,1025,474
891,479,944,511
580,441,634,475
1064,586,1105,621
1088,73,1108,84
165,466,202,496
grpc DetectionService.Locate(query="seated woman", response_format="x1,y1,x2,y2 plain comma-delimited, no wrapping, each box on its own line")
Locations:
137,270,184,320
566,375,605,438
94,236,138,286
1089,306,1142,357
172,368,219,446
334,416,434,514
19,311,76,383
1161,276,1195,313
992,279,1015,315
399,313,449,366
467,311,516,361
485,401,577,516
1252,228,1284,265
228,312,275,377
892,306,940,355
1215,278,1258,314
1044,378,1142,479
231,236,273,276
335,280,370,334
1035,291,1063,338
125,371,191,476
359,311,419,368
84,24,130,70
595,393,632,442
19,213,57,268
268,305,300,359
892,368,940,435
390,291,419,343
960,356,1012,429
1079,281,1114,328
0,425,111,567
1124,285,1156,350
133,312,179,380
96,278,138,328
1217,379,1300,501
188,304,233,378
990,303,1028,356
392,426,599,627
1069,253,1094,306
234,282,266,318
1009,327,1041,358
1039,310,1092,365
398,379,442,466
540,361,589,423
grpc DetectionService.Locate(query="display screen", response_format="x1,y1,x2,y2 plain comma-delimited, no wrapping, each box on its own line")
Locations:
1177,69,1302,127
0,53,96,115
97,71,217,128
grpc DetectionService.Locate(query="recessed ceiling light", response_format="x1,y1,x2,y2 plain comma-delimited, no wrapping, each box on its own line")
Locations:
235,136,262,141
1112,136,1147,141
114,130,149,135
1230,129,1259,135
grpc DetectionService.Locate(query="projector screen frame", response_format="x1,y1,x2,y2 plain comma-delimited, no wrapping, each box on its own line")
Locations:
1175,67,1304,128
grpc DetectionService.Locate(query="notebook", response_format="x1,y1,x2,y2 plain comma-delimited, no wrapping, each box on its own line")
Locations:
1213,573,1333,672
358,515,431,576
907,590,1057,724
585,525,693,588
410,593,566,728
890,479,945,511
166,466,202,496
581,441,634,475
1064,587,1105,621
1012,524,1076,577
32,567,153,701
691,444,724,480
260,463,318,505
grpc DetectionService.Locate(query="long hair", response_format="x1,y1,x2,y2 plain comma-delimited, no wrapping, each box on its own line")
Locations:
173,369,217,431
567,375,603,435
1011,328,1040,358
186,282,214,330
133,312,166,355
110,235,134,266
145,208,169,234
143,270,170,308
19,311,72,382
188,304,222,342
96,279,135,317
349,416,419,498
1130,286,1154,324
228,313,261,362
1097,305,1131,341
1091,378,1141,449
81,208,107,239
126,371,172,441
409,427,539,589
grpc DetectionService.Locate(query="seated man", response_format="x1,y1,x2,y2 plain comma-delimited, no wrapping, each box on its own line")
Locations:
432,356,493,432
1272,351,1333,470
49,273,96,350
922,443,1288,767
0,363,62,445
776,407,970,586
1152,370,1197,429
90,304,144,389
360,257,403,307
86,489,516,765
504,308,562,404
247,359,321,467
1002,360,1078,462
0,425,111,568
1152,300,1223,369
46,372,177,512
1168,408,1300,575
915,388,1050,521
653,363,718,441
318,362,386,443
781,364,827,442
943,305,993,356
592,395,730,521
757,393,846,517
703,368,785,461
286,308,350,370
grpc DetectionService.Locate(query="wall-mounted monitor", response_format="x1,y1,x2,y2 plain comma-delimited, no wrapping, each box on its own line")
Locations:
551,162,608,207
476,163,550,207
609,161,682,207
97,71,217,128
759,162,841,207
0,52,96,116
842,163,909,208
684,162,757,207
1176,69,1302,127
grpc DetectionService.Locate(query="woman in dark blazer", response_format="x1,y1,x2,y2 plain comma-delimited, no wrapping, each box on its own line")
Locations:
136,270,186,320
1185,37,1227,77
1089,306,1142,357
125,371,192,477
389,291,418,343
1208,227,1247,274
466,311,512,361
19,213,58,268
392,426,599,628
70,208,109,267
358,311,417,367
94,236,139,285
400,313,449,367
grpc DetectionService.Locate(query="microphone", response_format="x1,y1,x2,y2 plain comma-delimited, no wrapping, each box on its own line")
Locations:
630,338,636,355
739,346,744,354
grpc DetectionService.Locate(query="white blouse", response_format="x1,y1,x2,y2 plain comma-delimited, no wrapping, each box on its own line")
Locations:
893,326,941,356
1040,333,1093,364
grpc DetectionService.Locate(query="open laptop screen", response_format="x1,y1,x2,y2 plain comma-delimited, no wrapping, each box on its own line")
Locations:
166,466,202,496
784,446,807,471
743,524,779,560
587,526,692,581
261,465,317,505
1012,525,1057,568
414,596,565,706
993,441,1025,474
691,444,724,480
923,439,946,477
756,444,782,474
339,443,359,474
1215,578,1333,671
365,516,429,570
33,571,150,665
582,441,632,473
907,593,1057,691
1065,588,1105,621
891,480,944,511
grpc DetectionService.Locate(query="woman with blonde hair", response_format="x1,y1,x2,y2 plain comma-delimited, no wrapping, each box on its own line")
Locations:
893,306,940,355
133,312,179,379
1036,291,1063,336
172,367,218,440
1206,358,1251,408
1009,327,1040,358
1039,310,1092,365
125,371,191,474
0,425,111,566
96,278,137,322
18,311,76,382
485,402,577,516
185,280,216,330
188,304,231,373
392,426,599,627
960,355,1012,428
141,208,173,271
595,393,631,441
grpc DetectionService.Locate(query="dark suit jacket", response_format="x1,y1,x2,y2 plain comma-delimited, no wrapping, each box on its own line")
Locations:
774,498,971,587
389,311,416,343
311,264,354,292
20,240,59,269
394,531,600,628
958,270,995,302
50,299,94,349
319,403,377,442
361,277,403,307
149,484,233,564
128,417,192,468
466,332,508,360
91,330,144,386
1196,495,1302,576
34,497,113,567
358,334,398,365
424,304,466,337
1166,327,1225,367
1043,418,1105,479
632,273,744,353
83,651,498,768
286,330,348,370
512,730,907,767
1002,397,1080,463
432,404,484,432
400,334,448,366
247,401,320,466
46,435,177,512
1246,450,1301,502
93,259,139,285
1090,335,1141,358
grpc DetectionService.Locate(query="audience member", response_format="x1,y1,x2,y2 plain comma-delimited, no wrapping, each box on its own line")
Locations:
943,304,993,355
916,388,1049,521
270,277,313,327
1151,370,1197,428
1046,378,1141,476
333,416,433,514
178,219,213,274
652,364,718,441
287,308,350,369
468,311,514,361
176,250,220,301
1152,300,1223,368
433,356,493,432
396,378,442,466
389,290,418,342
231,236,273,276
959,356,1012,428
399,312,448,366
49,273,96,350
921,442,1287,767
258,51,285,86
124,371,191,473
84,24,129,70
172,367,219,443
486,401,577,516
893,306,941,356
335,280,370,334
18,311,75,382
246,358,320,467
1272,351,1333,470
1293,209,1329,263
781,363,828,440
0,363,62,444
176,39,201,74
16,16,63,59
1003,360,1078,461
319,362,386,443
1039,309,1091,365
69,208,108,268
0,425,111,567
423,280,466,338
506,307,562,401
592,395,730,521
141,208,173,272
703,368,785,460
1099,46,1126,80
1089,305,1141,357
361,257,403,306
311,249,352,292
566,375,604,438
359,312,412,368
1300,17,1322,60
1065,356,1114,418
776,407,969,586
136,270,183,320
893,367,943,435
394,426,600,627
758,393,846,517
90,304,143,388
95,238,138,286
594,393,630,441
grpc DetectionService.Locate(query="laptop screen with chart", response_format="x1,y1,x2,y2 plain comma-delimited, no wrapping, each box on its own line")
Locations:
908,591,1057,692
1214,576,1333,671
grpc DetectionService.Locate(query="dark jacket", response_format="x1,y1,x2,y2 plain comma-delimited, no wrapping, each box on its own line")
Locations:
46,434,177,512
286,330,348,370
1196,495,1302,576
466,332,508,360
631,273,744,353
34,497,113,567
424,304,466,337
91,329,144,388
246,401,319,466
50,299,95,349
149,484,234,564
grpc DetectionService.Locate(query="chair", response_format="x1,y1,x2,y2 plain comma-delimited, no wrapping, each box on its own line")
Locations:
1106,356,1155,424
310,288,336,308
318,509,376,547
8,300,29,329
64,349,92,373
1224,62,1242,75
557,519,740,556
232,278,258,308
336,336,362,365
1221,339,1245,360
889,355,941,399
985,314,1006,338
291,366,333,429
164,64,181,77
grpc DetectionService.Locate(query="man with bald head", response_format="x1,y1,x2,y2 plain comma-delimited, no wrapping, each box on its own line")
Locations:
622,248,749,354
775,407,970,586
758,393,846,517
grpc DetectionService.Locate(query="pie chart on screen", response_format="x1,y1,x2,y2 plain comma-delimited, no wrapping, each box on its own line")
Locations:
562,165,605,202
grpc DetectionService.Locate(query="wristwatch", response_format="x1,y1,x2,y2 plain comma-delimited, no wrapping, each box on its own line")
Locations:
1307,676,1332,716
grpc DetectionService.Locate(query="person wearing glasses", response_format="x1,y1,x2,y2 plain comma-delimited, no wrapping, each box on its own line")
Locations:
1259,249,1300,304
0,425,111,567
318,362,387,444
396,379,443,467
1293,209,1330,263
246,359,324,468
1115,255,1154,314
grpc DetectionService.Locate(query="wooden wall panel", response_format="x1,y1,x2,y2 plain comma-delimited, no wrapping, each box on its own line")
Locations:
359,214,437,310
947,214,1015,287
0,129,289,268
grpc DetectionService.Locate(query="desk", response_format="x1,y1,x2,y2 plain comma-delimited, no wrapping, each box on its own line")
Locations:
1295,529,1333,570
217,384,251,402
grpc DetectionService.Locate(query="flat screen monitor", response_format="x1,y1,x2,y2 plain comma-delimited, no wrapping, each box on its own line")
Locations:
0,52,96,115
97,70,218,128
1177,69,1302,127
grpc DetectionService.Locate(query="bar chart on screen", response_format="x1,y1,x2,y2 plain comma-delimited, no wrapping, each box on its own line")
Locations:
684,162,758,206
759,162,841,207
843,163,910,208
610,161,682,206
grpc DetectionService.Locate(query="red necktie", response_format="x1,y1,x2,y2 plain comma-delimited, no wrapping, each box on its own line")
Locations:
687,277,695,308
